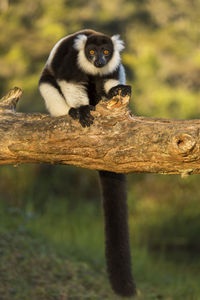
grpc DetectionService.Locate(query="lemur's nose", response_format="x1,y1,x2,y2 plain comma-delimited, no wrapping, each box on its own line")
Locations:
95,61,104,67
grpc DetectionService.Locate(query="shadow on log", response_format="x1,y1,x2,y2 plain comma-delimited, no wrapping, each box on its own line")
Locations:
0,87,200,176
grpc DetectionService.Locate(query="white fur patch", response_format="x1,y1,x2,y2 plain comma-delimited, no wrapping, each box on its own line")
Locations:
119,64,126,84
75,34,124,76
111,35,125,52
104,79,120,94
39,83,70,116
58,80,89,108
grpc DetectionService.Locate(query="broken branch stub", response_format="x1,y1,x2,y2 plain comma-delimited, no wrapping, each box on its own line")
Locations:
0,87,23,112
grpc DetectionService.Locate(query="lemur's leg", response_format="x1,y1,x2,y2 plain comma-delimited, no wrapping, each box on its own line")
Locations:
39,75,94,127
39,75,70,116
58,80,95,127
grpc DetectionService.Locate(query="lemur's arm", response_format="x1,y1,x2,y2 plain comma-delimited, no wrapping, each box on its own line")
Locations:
103,64,131,99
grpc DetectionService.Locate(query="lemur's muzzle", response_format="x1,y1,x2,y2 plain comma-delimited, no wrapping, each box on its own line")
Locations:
94,55,106,68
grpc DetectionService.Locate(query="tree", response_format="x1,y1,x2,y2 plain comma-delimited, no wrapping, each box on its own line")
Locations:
0,87,200,177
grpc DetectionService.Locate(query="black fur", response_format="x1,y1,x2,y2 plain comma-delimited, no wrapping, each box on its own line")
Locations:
51,30,95,81
99,171,136,297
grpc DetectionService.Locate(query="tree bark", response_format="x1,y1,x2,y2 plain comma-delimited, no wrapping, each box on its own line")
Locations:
0,87,200,176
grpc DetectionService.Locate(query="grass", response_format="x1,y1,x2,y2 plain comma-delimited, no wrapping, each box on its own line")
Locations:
0,230,113,300
1,200,200,300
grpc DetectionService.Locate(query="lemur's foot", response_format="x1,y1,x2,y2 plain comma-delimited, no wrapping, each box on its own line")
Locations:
69,105,95,127
108,84,131,99
107,85,131,108
79,105,95,127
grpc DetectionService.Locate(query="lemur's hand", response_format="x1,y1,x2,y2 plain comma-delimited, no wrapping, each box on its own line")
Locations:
108,84,131,99
69,105,95,127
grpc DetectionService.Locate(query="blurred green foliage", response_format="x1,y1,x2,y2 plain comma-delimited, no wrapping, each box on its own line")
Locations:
1,0,200,117
1,1,200,298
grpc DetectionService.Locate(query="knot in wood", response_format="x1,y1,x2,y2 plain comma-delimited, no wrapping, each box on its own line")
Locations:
172,133,196,156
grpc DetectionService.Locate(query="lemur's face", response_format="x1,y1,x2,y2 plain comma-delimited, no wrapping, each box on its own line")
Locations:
85,35,113,68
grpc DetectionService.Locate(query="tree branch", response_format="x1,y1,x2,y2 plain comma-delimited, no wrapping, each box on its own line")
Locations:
0,87,200,176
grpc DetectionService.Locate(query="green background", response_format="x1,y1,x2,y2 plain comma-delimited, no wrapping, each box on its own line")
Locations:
0,1,200,299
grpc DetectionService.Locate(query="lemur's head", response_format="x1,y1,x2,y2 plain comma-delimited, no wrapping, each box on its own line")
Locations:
84,34,114,68
74,32,124,75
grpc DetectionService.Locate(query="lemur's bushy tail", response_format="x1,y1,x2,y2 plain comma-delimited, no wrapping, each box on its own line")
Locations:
99,171,136,297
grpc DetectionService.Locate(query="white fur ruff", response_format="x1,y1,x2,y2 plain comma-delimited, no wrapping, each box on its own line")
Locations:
74,34,124,76
111,34,125,52
73,34,88,52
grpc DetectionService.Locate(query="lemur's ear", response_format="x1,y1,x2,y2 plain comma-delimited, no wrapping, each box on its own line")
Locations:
74,34,87,51
111,35,125,52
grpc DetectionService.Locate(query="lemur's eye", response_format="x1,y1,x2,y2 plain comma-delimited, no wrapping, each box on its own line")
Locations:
89,50,95,55
104,49,109,55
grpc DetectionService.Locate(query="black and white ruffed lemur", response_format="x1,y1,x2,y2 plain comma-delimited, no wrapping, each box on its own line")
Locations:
38,29,136,297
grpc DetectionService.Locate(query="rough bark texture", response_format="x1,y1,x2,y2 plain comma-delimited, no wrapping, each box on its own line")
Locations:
0,87,200,176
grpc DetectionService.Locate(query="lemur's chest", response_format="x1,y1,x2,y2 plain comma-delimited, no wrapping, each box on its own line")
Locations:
86,76,106,106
